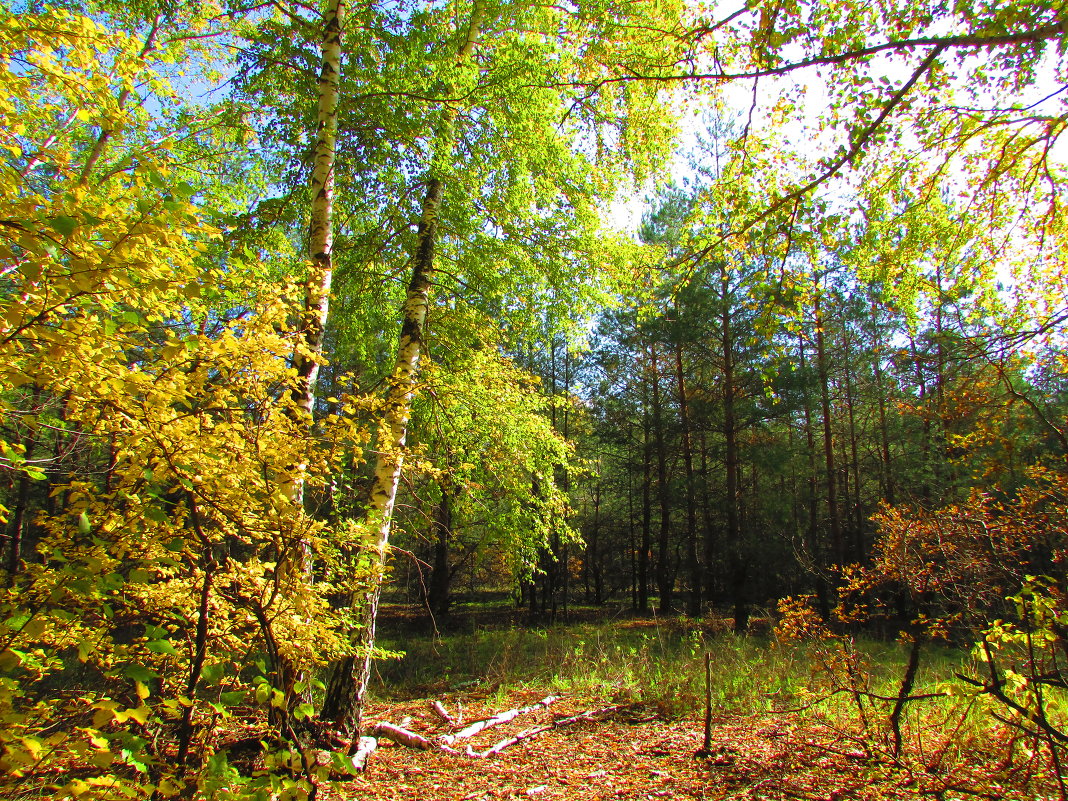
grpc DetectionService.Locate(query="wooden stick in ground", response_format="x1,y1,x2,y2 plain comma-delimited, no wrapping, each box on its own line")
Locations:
466,705,623,758
440,695,559,746
701,650,713,755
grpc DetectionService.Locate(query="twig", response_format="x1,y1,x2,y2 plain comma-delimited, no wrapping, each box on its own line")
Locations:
431,700,455,726
350,736,377,771
465,705,623,758
439,695,558,746
373,721,434,750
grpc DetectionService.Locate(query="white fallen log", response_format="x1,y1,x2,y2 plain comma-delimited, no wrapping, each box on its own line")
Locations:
430,700,455,726
466,705,623,758
351,736,378,771
439,695,558,746
373,721,434,750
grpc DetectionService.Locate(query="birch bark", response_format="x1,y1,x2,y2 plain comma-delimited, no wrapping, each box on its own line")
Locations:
291,0,344,462
320,1,484,736
276,0,344,714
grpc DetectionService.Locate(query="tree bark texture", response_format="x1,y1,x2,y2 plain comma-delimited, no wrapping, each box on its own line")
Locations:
321,2,484,736
674,338,700,614
650,342,673,614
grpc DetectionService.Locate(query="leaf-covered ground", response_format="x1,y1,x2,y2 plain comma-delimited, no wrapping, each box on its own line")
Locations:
322,691,1034,801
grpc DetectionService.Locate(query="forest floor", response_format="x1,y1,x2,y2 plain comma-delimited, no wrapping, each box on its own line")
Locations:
322,689,1014,801
312,603,1047,801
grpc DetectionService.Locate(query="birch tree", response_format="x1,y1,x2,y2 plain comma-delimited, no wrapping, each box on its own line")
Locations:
289,0,345,465
302,0,687,733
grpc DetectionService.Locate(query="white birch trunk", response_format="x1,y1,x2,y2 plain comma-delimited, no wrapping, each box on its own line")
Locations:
284,0,345,507
275,0,344,714
320,0,484,736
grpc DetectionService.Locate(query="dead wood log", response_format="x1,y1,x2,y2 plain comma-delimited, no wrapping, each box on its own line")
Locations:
465,704,623,758
439,695,558,746
350,736,378,771
430,700,455,726
373,721,434,750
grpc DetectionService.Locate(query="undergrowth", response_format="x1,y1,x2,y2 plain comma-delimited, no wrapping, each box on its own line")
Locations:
371,613,966,722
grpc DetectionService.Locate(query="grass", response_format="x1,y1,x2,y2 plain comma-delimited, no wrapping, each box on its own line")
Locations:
364,608,1067,799
370,609,970,724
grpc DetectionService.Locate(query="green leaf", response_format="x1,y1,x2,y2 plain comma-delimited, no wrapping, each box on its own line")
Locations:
144,506,169,524
49,216,78,237
0,649,25,670
331,751,360,776
146,639,179,656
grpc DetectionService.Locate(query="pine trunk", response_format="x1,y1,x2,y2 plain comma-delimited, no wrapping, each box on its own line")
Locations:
650,342,673,614
675,339,700,615
814,282,843,568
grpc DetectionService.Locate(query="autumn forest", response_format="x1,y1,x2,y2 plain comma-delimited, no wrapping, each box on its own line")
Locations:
2,0,1067,798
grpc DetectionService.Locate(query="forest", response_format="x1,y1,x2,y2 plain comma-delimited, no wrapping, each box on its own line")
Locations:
1,0,1066,798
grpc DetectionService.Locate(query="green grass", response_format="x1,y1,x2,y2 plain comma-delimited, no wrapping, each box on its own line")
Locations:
368,614,1068,796
371,614,969,722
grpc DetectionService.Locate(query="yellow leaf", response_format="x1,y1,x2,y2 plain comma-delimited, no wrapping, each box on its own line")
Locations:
20,736,43,760
126,705,151,724
0,649,22,670
91,750,114,768
155,778,182,797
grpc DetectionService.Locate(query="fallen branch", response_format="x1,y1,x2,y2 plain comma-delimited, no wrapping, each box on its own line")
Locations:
466,705,623,758
350,736,378,771
372,721,434,750
430,700,455,726
439,695,558,746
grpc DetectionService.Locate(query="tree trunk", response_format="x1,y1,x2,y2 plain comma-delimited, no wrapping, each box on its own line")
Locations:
842,347,864,563
628,462,638,611
561,346,571,620
799,332,829,619
426,486,453,617
699,428,716,604
908,331,932,501
274,0,345,718
6,385,40,579
320,4,484,736
871,311,895,505
639,375,652,614
586,484,602,604
675,339,700,615
814,280,843,568
280,0,344,517
720,265,743,629
650,342,673,614
77,16,160,184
